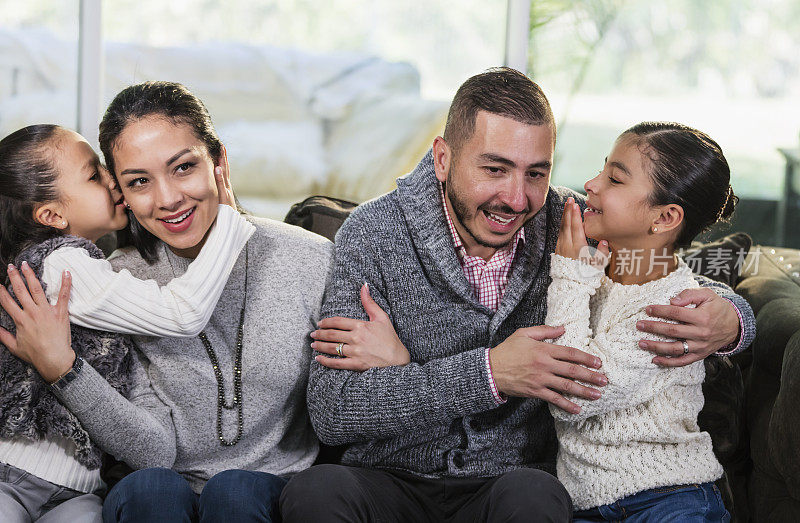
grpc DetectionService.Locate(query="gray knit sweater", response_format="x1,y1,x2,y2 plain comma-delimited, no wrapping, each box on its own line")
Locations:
52,216,332,493
308,150,756,478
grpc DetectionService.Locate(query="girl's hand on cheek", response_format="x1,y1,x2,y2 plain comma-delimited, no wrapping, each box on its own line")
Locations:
215,144,236,208
0,265,76,383
555,198,609,268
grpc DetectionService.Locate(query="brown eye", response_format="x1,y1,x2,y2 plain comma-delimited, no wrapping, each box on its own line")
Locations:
176,162,195,173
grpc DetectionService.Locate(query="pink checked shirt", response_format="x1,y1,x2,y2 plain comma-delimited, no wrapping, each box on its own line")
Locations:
440,184,525,404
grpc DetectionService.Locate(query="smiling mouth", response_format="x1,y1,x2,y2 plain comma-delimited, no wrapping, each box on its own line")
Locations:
585,204,603,215
160,207,195,224
483,210,521,227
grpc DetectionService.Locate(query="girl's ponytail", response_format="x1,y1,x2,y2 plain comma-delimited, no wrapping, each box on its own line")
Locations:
715,185,738,224
0,125,63,284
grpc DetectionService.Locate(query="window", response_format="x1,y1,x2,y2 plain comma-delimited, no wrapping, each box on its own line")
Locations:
0,1,79,137
101,1,507,216
528,0,800,244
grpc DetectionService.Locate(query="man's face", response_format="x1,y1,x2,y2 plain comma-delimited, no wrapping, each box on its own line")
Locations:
436,111,554,260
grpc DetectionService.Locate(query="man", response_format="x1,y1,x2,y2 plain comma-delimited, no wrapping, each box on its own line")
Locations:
281,68,754,521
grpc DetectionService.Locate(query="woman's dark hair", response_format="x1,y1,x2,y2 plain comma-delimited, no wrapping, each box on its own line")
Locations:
98,81,224,264
0,124,64,284
622,121,737,248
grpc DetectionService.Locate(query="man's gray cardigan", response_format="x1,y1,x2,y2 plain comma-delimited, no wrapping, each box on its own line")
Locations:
309,151,756,478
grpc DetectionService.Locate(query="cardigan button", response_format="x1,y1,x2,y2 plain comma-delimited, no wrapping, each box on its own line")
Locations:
469,419,481,431
452,451,465,468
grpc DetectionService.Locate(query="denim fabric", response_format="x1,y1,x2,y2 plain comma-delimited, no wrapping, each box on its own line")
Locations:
102,467,288,523
573,482,730,522
0,461,103,523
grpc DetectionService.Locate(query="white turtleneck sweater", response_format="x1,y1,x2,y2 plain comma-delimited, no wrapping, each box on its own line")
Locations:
545,254,723,511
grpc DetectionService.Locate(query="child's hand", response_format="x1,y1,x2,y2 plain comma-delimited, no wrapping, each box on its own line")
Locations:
555,197,609,268
215,144,236,208
0,264,76,383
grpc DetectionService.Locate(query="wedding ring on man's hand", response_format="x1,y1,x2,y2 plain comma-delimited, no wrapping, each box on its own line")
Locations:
681,340,690,356
336,342,345,357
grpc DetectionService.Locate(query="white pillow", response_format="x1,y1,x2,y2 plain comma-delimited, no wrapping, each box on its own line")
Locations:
217,120,328,199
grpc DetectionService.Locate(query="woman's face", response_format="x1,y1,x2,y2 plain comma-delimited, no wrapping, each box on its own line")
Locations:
113,116,219,258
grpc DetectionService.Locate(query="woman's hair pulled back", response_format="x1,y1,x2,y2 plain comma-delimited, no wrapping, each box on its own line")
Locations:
0,124,63,283
622,121,737,248
98,81,222,263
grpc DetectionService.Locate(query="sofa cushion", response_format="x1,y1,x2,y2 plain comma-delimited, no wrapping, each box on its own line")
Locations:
683,232,752,288
284,196,358,242
733,244,800,520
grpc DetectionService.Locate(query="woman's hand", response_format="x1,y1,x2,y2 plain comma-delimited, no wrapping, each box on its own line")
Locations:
0,263,76,383
311,283,410,371
555,197,609,268
215,144,236,208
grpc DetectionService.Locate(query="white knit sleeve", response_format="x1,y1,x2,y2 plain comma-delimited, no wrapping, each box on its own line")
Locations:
544,254,604,348
41,205,255,337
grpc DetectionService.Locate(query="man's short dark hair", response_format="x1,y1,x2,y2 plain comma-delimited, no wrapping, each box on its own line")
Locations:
443,67,555,152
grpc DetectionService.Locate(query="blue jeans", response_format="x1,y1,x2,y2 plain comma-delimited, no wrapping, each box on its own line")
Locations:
573,482,730,522
102,467,288,523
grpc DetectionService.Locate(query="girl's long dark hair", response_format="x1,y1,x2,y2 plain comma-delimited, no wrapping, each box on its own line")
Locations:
99,81,224,264
623,121,737,248
0,124,63,283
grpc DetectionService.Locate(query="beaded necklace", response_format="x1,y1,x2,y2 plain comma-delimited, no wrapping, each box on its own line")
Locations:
165,242,247,447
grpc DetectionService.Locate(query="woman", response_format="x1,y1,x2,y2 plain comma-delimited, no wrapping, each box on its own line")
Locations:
1,81,332,522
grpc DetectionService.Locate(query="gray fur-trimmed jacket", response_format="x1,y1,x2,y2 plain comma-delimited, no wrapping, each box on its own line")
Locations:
0,235,132,469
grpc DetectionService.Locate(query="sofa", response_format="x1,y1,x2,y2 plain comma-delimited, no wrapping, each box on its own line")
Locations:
290,200,800,522
723,244,800,521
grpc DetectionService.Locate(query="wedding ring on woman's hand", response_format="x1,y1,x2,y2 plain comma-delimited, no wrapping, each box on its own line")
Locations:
336,342,345,357
681,340,689,356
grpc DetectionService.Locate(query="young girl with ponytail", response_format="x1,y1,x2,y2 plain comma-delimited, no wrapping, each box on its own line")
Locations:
546,122,736,521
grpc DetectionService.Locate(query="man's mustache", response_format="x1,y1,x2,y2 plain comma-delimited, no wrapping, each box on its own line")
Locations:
479,205,530,216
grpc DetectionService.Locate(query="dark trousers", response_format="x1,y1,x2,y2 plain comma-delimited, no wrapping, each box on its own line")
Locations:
279,464,572,522
103,467,288,523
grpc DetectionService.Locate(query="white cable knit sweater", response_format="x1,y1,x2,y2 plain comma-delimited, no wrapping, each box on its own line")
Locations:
545,254,723,510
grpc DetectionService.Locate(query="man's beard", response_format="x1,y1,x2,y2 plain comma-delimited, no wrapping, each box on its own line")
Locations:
445,167,528,250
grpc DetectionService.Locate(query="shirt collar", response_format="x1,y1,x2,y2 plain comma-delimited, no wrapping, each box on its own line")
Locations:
439,182,526,258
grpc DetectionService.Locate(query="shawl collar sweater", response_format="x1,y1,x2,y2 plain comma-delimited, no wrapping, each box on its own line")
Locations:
311,150,571,477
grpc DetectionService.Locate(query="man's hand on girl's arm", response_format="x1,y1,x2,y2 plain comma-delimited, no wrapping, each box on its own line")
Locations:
489,325,607,414
636,287,739,367
0,263,76,382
